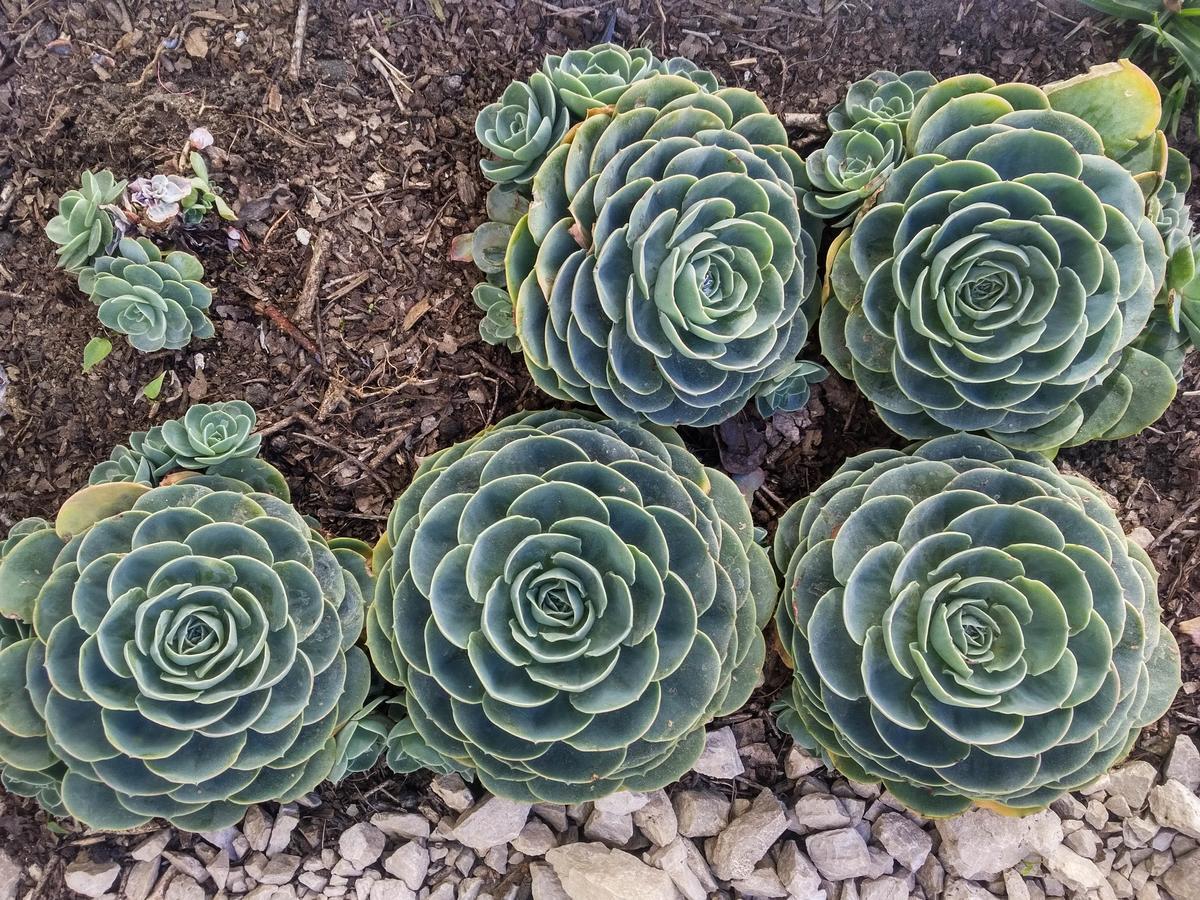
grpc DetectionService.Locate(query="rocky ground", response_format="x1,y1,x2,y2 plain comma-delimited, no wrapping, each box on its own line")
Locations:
3,727,1198,900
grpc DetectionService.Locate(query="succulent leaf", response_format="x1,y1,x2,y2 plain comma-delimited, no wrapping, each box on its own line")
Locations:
774,433,1181,816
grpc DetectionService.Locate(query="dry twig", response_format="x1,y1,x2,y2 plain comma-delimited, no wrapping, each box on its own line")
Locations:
288,0,309,80
296,230,331,327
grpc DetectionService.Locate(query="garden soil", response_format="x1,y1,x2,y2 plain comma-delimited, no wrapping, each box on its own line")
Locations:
0,0,1197,886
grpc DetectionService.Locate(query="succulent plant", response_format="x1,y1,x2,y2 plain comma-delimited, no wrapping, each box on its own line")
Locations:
658,56,721,92
476,73,570,188
800,120,906,225
828,70,937,132
366,410,776,802
473,284,520,351
499,75,823,426
543,44,661,117
820,63,1177,453
328,695,398,783
78,237,216,353
89,401,288,499
774,433,1181,817
0,479,373,830
45,170,128,273
129,174,194,224
0,519,47,650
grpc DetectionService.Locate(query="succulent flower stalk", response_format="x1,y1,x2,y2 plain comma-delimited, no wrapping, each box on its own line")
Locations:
774,433,1181,816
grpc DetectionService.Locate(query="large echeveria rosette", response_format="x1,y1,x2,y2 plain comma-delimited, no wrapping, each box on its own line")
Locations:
365,410,777,802
0,480,372,830
504,76,824,426
773,433,1180,817
819,67,1176,453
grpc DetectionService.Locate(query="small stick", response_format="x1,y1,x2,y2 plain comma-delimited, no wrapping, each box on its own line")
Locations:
288,0,309,81
782,112,825,130
295,230,330,327
1150,496,1200,550
252,296,322,359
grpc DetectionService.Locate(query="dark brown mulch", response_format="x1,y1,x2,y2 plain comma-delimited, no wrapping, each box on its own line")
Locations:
1,0,1197,889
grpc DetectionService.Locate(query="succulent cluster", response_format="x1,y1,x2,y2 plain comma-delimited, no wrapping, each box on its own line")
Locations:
89,400,287,498
366,410,776,802
0,479,373,830
819,62,1181,453
774,434,1181,816
78,237,216,353
45,170,127,273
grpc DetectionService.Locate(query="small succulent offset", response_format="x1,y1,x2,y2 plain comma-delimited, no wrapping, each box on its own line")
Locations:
129,174,194,224
799,120,906,225
774,433,1181,817
0,479,373,830
89,400,288,499
78,237,215,353
828,70,937,132
504,76,824,426
366,410,777,802
45,170,127,273
820,62,1176,453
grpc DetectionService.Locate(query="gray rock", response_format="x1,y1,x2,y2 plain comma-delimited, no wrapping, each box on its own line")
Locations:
709,788,788,881
530,862,570,900
916,853,945,898
246,851,302,885
674,788,730,838
785,746,823,779
594,791,649,815
452,796,531,852
632,789,678,847
1165,735,1200,792
805,827,872,881
1003,869,1032,900
131,829,172,862
776,840,823,899
731,864,790,898
338,823,386,869
583,808,634,845
533,802,569,832
64,859,120,898
1163,849,1200,900
936,808,1063,879
1065,827,1101,859
860,875,910,900
243,805,273,852
512,820,558,857
383,842,429,891
692,726,744,779
369,879,417,900
865,844,894,878
122,859,160,900
1051,795,1087,820
1042,844,1113,898
430,773,474,811
0,851,19,900
371,812,431,841
1149,779,1200,839
645,839,706,900
207,851,230,892
943,880,1000,900
266,803,300,857
164,875,205,900
794,793,852,830
546,842,676,900
871,811,931,871
1106,761,1158,810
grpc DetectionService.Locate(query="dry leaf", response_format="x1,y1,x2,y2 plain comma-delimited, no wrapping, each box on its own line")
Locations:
1180,616,1200,647
184,27,209,59
402,297,432,331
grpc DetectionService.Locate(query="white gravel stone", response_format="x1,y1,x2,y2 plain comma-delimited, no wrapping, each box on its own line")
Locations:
368,879,417,900
936,808,1063,879
0,851,19,900
805,827,872,881
243,805,273,852
871,811,931,871
206,850,230,892
691,726,744,779
859,874,909,900
338,823,386,869
731,864,790,898
546,842,676,900
383,842,429,891
709,788,788,881
64,859,121,898
452,796,531,852
632,789,677,847
512,820,558,856
247,852,302,885
371,812,431,841
645,839,706,900
1163,848,1200,900
430,773,474,811
785,745,823,779
794,793,852,830
583,807,634,845
532,802,569,832
943,879,1000,900
165,874,206,900
122,859,160,900
673,788,730,838
530,862,570,900
1003,869,1032,900
1149,779,1200,839
131,828,172,862
1106,761,1158,810
1165,735,1200,792
776,840,823,899
1043,844,1113,897
594,791,649,815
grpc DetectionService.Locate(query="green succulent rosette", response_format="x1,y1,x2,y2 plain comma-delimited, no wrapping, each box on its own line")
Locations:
502,75,823,426
543,44,662,117
828,70,937,132
0,480,373,830
820,67,1176,453
365,410,777,802
774,433,1181,817
800,120,906,226
78,237,216,353
45,170,127,273
658,56,721,92
476,73,571,188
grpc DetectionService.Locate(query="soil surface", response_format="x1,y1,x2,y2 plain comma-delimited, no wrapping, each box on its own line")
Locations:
1,0,1198,890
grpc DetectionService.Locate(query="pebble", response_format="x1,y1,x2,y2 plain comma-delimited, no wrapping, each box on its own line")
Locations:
0,851,19,900
1163,848,1200,900
430,773,474,812
529,862,570,900
806,827,873,881
243,805,273,852
1106,761,1159,810
370,812,431,841
871,811,932,871
673,788,730,838
382,843,429,891
936,808,1063,879
546,842,677,900
632,789,678,847
645,839,707,900
64,858,121,898
691,726,744,779
582,807,634,845
1165,736,1200,792
709,787,788,881
453,795,531,852
131,828,172,862
785,746,824,779
1149,779,1200,839
338,824,386,869
776,840,823,898
795,792,853,830
512,820,558,857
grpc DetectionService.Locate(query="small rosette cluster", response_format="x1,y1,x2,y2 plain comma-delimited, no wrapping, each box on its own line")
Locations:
79,237,215,353
366,410,776,802
774,434,1181,816
45,170,127,273
505,76,823,426
820,63,1177,452
0,479,373,830
89,400,286,499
